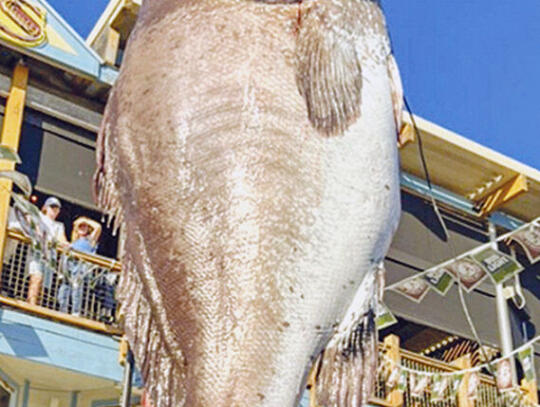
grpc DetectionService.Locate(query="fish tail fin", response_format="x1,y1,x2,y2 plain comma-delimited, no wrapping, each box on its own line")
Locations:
314,269,381,406
314,309,378,407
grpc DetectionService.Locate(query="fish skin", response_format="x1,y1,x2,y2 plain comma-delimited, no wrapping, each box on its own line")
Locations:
95,1,402,406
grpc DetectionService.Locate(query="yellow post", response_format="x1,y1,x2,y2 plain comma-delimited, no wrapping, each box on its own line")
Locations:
384,334,403,407
453,355,473,407
521,378,539,405
118,336,129,366
0,62,28,274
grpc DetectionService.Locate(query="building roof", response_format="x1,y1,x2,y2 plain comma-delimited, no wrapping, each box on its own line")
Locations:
401,114,540,222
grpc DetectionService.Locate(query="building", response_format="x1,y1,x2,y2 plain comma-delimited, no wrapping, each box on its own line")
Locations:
0,1,537,406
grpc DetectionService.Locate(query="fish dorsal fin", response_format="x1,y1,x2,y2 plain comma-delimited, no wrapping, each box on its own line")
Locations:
295,2,363,137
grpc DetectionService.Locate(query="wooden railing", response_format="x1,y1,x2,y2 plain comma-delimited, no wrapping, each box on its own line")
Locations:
0,229,122,334
368,335,538,407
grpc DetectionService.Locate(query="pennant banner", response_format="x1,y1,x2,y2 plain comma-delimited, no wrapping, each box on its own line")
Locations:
472,248,523,285
386,217,540,304
510,224,540,264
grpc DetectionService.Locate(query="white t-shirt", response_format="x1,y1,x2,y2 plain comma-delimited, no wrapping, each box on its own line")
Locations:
39,212,66,242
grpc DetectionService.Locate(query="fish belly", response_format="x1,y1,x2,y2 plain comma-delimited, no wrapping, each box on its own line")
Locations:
101,2,400,406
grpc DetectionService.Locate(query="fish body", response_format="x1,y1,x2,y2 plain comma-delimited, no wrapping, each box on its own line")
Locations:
96,1,402,406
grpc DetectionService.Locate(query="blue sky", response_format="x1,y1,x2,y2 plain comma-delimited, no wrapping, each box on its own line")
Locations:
50,0,540,170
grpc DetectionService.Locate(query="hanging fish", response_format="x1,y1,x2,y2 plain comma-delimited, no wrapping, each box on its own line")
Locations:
95,0,403,406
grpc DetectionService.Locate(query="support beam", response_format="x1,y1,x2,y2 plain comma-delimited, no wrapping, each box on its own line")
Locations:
0,62,28,285
476,174,528,216
397,123,415,149
103,27,120,66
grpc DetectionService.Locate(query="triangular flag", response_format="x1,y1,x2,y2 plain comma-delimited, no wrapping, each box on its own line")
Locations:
496,358,514,392
411,374,429,398
430,374,449,402
392,277,430,303
509,224,540,264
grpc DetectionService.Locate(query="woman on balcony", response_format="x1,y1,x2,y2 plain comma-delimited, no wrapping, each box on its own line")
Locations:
58,217,101,316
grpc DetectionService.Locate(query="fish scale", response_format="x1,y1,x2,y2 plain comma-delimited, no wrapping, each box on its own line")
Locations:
95,0,402,406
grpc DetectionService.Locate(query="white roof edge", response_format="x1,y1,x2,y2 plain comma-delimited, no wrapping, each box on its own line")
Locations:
86,0,125,46
404,112,540,184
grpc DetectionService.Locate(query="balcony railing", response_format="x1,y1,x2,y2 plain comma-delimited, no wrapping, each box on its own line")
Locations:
0,229,122,334
367,336,538,407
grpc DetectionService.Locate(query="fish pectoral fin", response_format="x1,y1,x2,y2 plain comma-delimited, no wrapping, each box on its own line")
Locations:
313,308,377,407
295,2,363,137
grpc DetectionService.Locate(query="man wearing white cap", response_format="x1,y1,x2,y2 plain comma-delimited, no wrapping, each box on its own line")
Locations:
27,196,68,306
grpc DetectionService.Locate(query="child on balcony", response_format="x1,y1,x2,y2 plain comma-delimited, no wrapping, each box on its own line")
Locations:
57,217,101,316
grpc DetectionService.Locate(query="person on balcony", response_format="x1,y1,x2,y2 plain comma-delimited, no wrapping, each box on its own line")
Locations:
58,217,101,316
27,197,68,306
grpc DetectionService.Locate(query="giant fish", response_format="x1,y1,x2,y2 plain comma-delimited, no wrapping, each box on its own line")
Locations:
95,0,403,406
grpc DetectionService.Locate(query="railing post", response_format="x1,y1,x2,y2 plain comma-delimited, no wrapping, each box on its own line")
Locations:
521,378,539,405
0,62,28,286
453,355,473,407
384,334,403,407
307,360,319,407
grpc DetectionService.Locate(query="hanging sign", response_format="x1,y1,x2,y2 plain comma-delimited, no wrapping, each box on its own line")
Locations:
0,0,47,48
472,248,523,285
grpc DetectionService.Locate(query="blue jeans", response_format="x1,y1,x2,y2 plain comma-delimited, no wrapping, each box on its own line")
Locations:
57,260,87,315
58,281,83,314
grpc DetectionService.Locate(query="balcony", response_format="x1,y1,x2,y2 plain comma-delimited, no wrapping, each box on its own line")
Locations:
0,228,121,335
